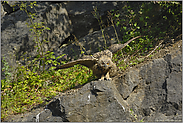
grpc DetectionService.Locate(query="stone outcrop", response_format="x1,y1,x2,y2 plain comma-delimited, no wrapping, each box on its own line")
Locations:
1,1,72,69
4,41,182,122
1,1,182,122
46,80,134,122
4,80,135,122
63,1,125,39
55,25,123,60
115,41,182,122
1,1,125,77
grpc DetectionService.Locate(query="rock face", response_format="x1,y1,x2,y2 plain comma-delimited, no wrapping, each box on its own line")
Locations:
1,1,182,122
63,1,125,39
55,25,123,60
1,1,72,69
5,80,135,122
115,41,182,122
47,81,134,122
1,1,125,77
4,41,182,122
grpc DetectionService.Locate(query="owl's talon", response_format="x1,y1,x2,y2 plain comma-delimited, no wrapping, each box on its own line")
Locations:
106,78,112,81
99,79,104,81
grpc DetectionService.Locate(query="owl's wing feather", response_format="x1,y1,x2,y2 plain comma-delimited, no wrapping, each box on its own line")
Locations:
108,35,142,54
55,55,97,70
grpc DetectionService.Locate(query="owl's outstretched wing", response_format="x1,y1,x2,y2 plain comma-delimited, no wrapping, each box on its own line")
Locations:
108,35,142,54
55,55,97,70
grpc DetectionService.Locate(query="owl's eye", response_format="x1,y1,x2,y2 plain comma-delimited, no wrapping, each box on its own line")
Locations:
107,62,109,65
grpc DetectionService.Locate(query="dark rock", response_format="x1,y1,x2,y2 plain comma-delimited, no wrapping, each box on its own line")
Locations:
1,1,13,14
38,108,64,122
42,80,134,122
63,1,125,39
55,25,124,61
115,69,140,99
1,1,126,77
3,107,44,122
5,80,135,122
1,1,128,80
1,1,182,122
144,112,182,122
1,2,72,73
3,1,20,13
3,42,182,122
114,44,182,122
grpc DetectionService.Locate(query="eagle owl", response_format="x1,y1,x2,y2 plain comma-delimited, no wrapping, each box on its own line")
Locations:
55,36,141,81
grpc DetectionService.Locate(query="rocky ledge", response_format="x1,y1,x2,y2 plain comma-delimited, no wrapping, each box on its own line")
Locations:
4,40,182,122
1,1,182,122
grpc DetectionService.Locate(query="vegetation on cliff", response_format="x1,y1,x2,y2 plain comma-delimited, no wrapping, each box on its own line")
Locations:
1,1,182,120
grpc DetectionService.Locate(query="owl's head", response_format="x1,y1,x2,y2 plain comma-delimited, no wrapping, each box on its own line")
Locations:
98,56,112,69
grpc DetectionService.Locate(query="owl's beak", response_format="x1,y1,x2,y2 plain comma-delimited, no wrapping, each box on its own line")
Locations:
104,64,108,67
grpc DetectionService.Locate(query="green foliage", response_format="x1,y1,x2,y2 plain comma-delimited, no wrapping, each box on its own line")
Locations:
92,6,107,49
114,1,181,40
1,55,94,120
18,1,51,73
110,1,181,70
1,1,95,121
1,1,181,121
1,59,94,119
130,109,144,122
1,57,12,84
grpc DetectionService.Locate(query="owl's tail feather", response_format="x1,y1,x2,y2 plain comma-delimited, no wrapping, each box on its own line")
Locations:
108,35,142,54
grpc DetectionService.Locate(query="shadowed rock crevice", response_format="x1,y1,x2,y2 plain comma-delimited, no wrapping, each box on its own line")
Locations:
46,99,69,122
162,80,168,102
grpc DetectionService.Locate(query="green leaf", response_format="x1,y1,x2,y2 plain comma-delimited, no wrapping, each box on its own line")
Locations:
81,51,85,54
163,16,167,19
115,14,120,18
121,19,126,22
116,21,120,26
145,22,147,26
134,22,137,27
146,16,149,19
46,27,50,30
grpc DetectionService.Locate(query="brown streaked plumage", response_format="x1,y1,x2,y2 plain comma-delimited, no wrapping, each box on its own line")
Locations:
55,36,141,81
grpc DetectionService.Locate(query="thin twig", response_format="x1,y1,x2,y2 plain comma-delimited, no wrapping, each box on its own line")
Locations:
124,49,140,62
107,11,120,44
144,40,164,58
73,34,89,55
